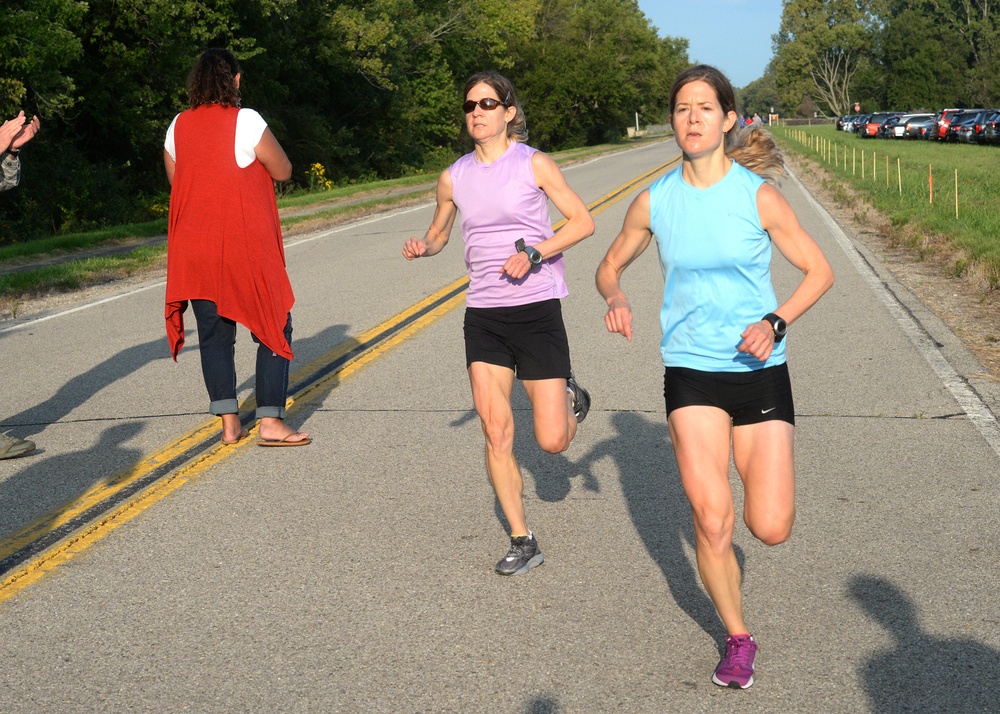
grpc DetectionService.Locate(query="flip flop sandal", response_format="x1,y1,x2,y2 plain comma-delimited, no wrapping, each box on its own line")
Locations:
258,433,312,447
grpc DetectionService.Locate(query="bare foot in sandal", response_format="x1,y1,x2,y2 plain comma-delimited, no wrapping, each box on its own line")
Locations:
220,414,249,445
257,417,311,446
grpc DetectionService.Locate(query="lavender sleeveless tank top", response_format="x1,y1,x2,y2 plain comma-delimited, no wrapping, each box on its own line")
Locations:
449,141,568,308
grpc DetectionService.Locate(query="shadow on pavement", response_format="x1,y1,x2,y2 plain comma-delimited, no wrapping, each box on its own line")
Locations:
849,574,999,713
0,421,145,542
578,411,729,641
1,336,170,441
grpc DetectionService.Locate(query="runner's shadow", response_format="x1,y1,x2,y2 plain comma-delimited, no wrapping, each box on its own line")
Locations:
509,387,598,504
225,323,354,434
1,337,169,440
0,421,145,546
849,574,999,713
576,411,730,640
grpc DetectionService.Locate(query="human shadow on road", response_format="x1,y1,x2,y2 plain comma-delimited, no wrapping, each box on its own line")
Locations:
485,393,601,531
0,323,350,552
849,574,999,713
574,411,729,641
1,336,169,441
267,323,361,433
0,421,145,545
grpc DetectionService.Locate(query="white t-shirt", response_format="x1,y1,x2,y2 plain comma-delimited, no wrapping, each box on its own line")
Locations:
164,107,268,168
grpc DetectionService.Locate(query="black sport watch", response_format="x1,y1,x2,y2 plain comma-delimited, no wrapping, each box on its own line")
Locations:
763,313,787,343
515,238,542,266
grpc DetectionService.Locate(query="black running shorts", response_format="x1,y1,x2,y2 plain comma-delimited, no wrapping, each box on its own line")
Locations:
663,362,795,426
464,299,572,381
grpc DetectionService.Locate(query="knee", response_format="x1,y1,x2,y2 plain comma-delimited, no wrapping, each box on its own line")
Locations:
747,513,795,546
481,418,514,453
692,508,736,552
535,430,570,455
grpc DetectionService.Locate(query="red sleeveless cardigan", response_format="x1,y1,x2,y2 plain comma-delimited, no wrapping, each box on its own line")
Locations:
165,105,294,360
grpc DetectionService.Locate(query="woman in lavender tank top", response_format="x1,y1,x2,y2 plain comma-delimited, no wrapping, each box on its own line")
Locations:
403,72,594,576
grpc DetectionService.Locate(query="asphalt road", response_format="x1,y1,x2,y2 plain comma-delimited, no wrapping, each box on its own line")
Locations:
0,139,996,712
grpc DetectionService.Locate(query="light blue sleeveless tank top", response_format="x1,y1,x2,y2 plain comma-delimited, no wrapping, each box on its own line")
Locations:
449,142,568,308
649,160,785,371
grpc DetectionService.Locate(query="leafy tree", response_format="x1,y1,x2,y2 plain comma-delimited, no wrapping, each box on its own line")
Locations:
0,0,85,118
773,0,880,116
878,1,965,109
739,64,783,117
518,0,683,148
0,0,681,241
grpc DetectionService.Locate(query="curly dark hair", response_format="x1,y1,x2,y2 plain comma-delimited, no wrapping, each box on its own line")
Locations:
186,48,241,109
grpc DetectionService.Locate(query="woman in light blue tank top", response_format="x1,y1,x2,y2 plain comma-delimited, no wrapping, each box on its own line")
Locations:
596,65,834,689
402,72,595,576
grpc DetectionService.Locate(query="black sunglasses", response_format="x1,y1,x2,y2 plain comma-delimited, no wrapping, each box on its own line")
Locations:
463,97,507,113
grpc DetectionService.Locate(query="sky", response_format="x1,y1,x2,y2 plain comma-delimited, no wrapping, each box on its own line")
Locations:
636,0,785,88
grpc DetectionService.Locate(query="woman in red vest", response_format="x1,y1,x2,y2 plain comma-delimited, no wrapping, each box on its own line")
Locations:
163,48,310,447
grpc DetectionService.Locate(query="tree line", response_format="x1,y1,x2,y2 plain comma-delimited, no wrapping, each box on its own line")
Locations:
741,0,1000,119
0,0,686,243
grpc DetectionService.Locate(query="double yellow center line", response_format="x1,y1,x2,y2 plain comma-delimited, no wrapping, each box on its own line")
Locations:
0,157,678,603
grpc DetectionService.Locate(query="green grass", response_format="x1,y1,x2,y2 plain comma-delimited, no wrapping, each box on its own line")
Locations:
774,125,1000,288
0,219,169,263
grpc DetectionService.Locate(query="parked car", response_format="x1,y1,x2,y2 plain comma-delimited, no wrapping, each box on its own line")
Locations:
946,110,983,142
934,108,966,140
861,112,900,138
965,109,996,143
902,114,936,139
893,113,933,139
847,114,869,133
878,115,903,138
840,114,862,132
981,110,1000,145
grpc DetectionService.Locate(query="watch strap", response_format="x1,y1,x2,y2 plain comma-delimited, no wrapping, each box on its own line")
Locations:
763,312,787,343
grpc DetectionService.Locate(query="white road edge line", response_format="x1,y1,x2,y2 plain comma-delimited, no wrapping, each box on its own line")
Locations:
788,169,1000,460
0,205,435,335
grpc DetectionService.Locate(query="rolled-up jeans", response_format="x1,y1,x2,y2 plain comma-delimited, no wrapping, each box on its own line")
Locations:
191,299,292,419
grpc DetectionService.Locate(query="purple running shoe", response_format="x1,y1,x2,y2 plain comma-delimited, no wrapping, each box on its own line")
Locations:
712,634,758,689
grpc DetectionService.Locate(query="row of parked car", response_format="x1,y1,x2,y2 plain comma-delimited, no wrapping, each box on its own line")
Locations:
836,109,1000,144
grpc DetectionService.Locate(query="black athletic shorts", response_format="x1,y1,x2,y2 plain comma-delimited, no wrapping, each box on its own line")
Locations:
464,299,572,381
663,362,795,426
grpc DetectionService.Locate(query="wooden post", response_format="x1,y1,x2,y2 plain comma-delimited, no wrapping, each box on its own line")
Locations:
873,151,877,182
897,158,902,196
886,155,889,188
955,169,959,219
929,164,933,205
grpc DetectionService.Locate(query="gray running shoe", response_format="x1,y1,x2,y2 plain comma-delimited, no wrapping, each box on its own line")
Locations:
495,533,544,576
567,374,591,423
0,432,35,460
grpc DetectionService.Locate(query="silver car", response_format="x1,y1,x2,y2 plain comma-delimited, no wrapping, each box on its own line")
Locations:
892,113,934,139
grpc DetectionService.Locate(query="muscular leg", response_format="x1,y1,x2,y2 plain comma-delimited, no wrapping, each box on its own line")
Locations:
668,405,748,635
732,420,796,545
469,362,527,535
522,377,576,454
